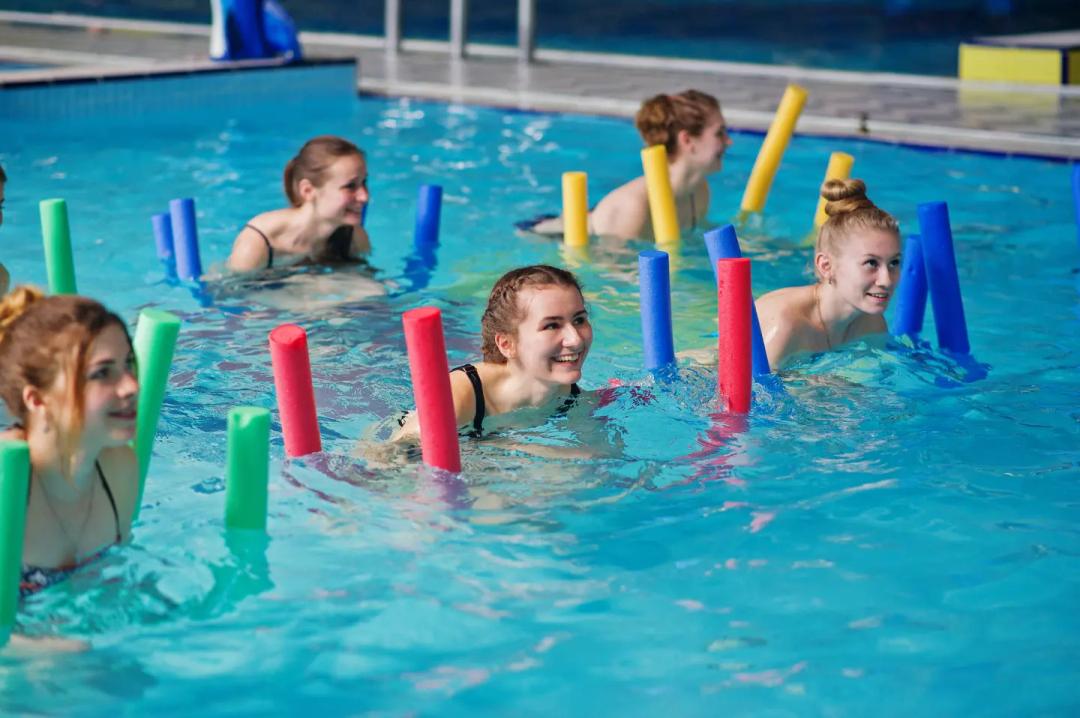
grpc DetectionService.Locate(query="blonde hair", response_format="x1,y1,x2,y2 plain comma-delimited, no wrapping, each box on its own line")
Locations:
816,179,899,278
480,265,584,364
635,90,721,157
283,135,364,207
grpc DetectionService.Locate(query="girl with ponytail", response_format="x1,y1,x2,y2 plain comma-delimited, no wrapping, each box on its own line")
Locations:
228,135,371,272
527,89,730,241
0,287,140,595
755,179,902,369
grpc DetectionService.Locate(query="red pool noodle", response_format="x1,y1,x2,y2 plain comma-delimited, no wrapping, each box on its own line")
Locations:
403,307,461,473
269,324,322,457
717,258,752,413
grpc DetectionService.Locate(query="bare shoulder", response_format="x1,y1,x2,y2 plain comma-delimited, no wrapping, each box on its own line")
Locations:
851,312,888,341
591,177,649,240
0,427,26,442
350,225,372,256
755,286,815,370
393,366,478,441
98,445,139,534
755,285,810,321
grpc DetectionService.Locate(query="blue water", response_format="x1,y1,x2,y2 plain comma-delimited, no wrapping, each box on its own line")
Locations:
5,0,1080,75
1,64,1079,715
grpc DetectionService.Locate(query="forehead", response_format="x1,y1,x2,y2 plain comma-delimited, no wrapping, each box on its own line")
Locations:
87,323,131,358
839,228,900,256
516,284,584,317
327,153,365,176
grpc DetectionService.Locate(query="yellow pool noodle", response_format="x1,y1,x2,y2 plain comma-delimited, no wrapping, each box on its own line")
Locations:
740,84,809,214
641,145,680,244
813,152,855,228
562,171,589,247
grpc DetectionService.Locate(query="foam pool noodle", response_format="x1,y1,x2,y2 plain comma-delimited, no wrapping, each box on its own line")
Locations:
813,152,854,228
269,324,322,457
403,307,461,473
0,441,30,646
225,407,271,531
704,225,770,376
414,184,443,248
892,234,928,341
169,198,203,281
740,84,808,214
132,309,181,521
638,250,676,371
641,145,680,244
917,201,970,356
39,198,77,295
717,258,752,413
562,171,589,247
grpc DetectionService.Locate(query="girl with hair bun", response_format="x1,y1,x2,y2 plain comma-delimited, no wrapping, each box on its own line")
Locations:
755,178,902,369
396,265,592,439
528,89,731,241
228,135,371,272
0,287,140,595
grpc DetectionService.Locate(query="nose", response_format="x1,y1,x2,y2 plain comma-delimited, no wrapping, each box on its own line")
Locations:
118,369,139,401
877,265,894,288
356,184,370,203
562,323,584,347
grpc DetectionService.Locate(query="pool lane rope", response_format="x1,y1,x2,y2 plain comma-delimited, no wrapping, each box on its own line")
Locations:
717,257,752,413
39,199,77,295
813,151,855,228
403,307,461,473
562,171,589,248
916,201,971,356
225,407,271,532
892,234,929,341
132,308,181,522
169,198,203,282
269,324,322,458
641,145,680,244
638,250,676,371
0,440,30,647
414,184,443,248
740,84,808,214
705,225,770,377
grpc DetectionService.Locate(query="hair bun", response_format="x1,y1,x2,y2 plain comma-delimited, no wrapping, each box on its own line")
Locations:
0,285,44,341
822,178,875,217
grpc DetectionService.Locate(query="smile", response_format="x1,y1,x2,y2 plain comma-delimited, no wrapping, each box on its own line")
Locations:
552,352,581,364
109,409,136,420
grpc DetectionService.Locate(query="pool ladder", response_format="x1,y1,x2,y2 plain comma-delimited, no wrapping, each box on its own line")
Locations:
383,0,537,62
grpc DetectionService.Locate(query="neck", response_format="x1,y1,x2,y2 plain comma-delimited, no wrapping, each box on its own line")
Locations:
667,156,705,198
288,205,341,252
816,283,862,344
491,364,567,414
26,428,100,504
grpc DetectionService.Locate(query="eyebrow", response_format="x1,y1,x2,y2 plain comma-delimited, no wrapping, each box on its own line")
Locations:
539,310,587,322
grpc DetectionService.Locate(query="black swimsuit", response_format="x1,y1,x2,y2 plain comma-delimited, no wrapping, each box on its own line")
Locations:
19,461,122,597
452,363,581,437
245,223,355,269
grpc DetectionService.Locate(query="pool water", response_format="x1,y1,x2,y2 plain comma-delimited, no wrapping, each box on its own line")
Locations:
0,65,1078,715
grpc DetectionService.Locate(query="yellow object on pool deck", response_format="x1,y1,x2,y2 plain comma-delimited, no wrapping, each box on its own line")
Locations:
741,83,808,214
813,152,855,228
641,145,680,244
959,31,1080,86
562,171,589,247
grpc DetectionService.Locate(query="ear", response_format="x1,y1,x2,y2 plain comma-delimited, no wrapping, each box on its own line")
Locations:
21,385,48,425
814,252,834,284
495,332,516,361
297,177,317,203
676,128,694,154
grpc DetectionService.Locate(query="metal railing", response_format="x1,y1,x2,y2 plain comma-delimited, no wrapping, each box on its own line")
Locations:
384,0,536,62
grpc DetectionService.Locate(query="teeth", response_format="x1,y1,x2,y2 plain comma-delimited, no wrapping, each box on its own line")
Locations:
553,353,579,363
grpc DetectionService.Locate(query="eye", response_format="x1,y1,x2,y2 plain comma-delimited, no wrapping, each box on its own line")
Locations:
573,315,588,326
889,258,901,269
864,259,879,268
89,366,110,381
543,322,559,330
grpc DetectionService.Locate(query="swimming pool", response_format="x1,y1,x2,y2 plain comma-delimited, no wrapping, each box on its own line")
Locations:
1,64,1078,715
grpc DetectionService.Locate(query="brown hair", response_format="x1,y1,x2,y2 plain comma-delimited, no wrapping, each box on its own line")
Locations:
283,135,364,207
816,179,899,275
480,265,584,363
635,89,721,157
0,286,133,466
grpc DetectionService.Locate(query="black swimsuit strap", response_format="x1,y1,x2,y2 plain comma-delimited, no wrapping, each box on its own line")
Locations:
95,461,122,543
452,364,486,434
245,224,274,269
327,225,354,262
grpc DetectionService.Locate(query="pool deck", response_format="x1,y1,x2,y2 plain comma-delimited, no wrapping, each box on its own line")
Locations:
2,11,1080,159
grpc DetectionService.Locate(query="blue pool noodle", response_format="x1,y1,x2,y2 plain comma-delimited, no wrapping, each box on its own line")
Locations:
1072,164,1080,254
704,225,770,376
414,184,443,248
917,201,970,356
169,198,203,281
638,250,676,370
892,234,928,339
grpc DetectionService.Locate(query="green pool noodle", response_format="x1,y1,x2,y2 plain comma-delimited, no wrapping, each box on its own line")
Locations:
132,309,181,521
225,407,270,532
39,198,78,295
0,441,30,645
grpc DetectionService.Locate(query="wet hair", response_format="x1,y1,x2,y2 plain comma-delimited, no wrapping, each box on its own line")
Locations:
816,178,899,278
283,135,364,207
481,265,584,364
635,89,721,157
0,286,133,464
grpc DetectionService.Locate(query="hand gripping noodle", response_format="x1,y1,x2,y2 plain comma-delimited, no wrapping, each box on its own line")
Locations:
226,407,271,531
641,145,680,244
813,152,855,228
716,258,752,413
169,198,203,281
403,307,461,473
741,84,808,213
562,171,589,248
917,202,971,355
39,199,78,295
892,234,929,340
269,324,322,457
704,225,770,376
0,441,30,646
133,309,181,521
638,250,676,371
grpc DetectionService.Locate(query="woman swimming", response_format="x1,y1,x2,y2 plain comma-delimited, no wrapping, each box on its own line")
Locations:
0,287,140,596
528,89,731,241
755,178,901,370
227,135,371,272
396,265,591,439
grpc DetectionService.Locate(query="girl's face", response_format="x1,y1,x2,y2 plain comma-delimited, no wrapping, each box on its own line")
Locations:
311,154,369,226
827,229,902,315
501,285,592,386
685,112,732,173
65,324,139,448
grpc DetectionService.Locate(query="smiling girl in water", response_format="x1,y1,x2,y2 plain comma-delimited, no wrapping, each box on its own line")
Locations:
755,179,901,370
228,135,371,272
